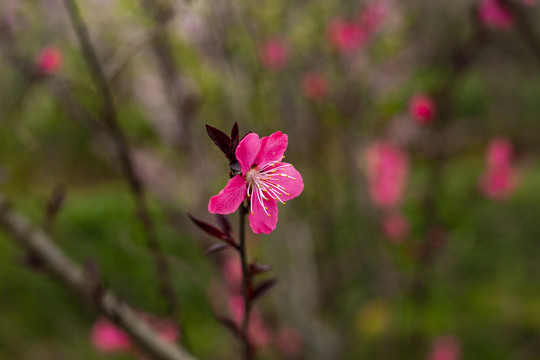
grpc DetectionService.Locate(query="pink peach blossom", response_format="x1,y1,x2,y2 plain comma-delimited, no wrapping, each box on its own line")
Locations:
409,93,436,125
327,3,386,54
486,137,513,168
36,46,63,75
358,2,388,34
327,18,366,54
428,335,461,360
478,0,515,30
480,137,517,200
259,38,289,71
382,211,410,243
302,72,328,100
480,165,516,199
91,316,178,353
91,318,132,352
365,142,409,209
209,131,304,234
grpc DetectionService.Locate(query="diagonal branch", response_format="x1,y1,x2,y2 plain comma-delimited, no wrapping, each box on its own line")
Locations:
0,195,196,360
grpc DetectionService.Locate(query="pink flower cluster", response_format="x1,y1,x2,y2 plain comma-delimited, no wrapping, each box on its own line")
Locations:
209,131,304,234
365,141,410,242
327,2,387,54
479,137,517,200
36,46,63,75
91,315,178,355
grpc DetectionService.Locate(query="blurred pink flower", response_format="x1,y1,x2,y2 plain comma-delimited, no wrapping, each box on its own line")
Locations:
259,38,289,71
480,165,516,199
208,131,304,234
382,211,410,243
486,137,513,168
327,18,366,54
144,316,179,344
229,294,271,348
276,327,304,356
409,93,435,125
428,335,461,360
91,318,132,352
91,316,178,353
327,2,386,54
302,72,328,100
478,0,515,30
36,46,63,75
479,137,517,200
223,255,243,292
365,142,409,209
358,2,388,34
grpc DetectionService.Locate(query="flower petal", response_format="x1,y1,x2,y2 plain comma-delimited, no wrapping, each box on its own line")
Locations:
209,175,247,214
236,133,260,175
267,163,304,202
256,131,288,166
248,191,278,234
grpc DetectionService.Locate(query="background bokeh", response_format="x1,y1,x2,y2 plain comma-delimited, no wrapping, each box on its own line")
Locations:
1,0,540,359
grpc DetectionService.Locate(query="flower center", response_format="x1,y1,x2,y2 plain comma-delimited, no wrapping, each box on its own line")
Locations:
245,160,296,216
245,167,259,185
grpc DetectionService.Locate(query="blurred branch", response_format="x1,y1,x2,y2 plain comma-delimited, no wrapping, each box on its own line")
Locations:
0,195,196,360
139,0,199,150
61,0,182,328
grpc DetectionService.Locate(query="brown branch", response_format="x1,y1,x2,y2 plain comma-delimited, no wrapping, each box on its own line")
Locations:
61,0,181,323
0,195,196,360
139,0,199,150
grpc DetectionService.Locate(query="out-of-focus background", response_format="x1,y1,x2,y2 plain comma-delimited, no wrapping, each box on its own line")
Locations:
1,0,540,359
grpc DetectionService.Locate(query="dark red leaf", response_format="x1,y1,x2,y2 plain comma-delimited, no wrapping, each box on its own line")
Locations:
230,122,239,150
188,213,230,241
206,124,233,160
250,278,277,302
215,214,232,237
204,243,230,255
249,263,272,276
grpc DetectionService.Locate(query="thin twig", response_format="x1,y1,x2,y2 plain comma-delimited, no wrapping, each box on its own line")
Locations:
0,195,196,360
138,0,198,150
61,0,181,326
